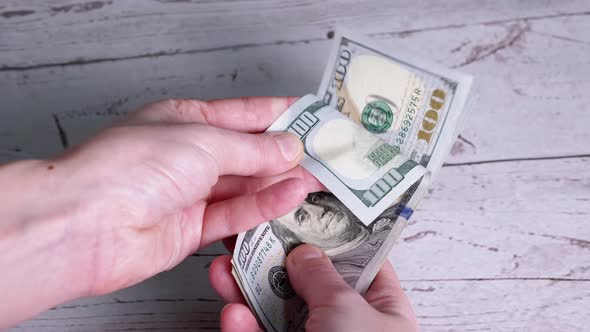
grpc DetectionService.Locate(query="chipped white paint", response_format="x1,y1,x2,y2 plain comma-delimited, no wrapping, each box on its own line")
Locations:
1,0,590,68
2,15,590,164
1,1,589,331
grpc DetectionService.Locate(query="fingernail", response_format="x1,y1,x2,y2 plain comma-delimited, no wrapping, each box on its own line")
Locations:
291,245,323,266
274,133,302,162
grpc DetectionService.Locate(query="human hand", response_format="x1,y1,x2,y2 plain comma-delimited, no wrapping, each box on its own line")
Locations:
210,244,419,332
0,97,322,327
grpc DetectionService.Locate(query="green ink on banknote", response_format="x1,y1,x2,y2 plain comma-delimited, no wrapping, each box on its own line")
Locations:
362,100,394,133
366,143,396,167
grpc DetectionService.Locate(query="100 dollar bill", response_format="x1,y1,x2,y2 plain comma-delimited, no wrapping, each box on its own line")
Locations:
318,29,473,181
232,29,475,332
232,191,414,331
267,94,428,224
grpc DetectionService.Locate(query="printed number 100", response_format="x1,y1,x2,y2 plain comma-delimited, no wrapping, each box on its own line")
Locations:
417,89,446,144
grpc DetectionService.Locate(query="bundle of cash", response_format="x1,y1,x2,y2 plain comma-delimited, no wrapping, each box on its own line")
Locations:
231,29,475,331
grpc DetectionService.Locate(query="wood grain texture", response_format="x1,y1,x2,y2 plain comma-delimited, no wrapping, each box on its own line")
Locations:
9,156,590,332
1,0,590,68
2,13,590,164
395,157,590,281
1,0,589,331
11,256,225,331
14,278,590,332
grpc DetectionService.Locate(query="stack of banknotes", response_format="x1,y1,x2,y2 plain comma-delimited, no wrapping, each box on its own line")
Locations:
231,29,476,331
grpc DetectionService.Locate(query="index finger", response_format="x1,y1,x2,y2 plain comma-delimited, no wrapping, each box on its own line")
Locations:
204,97,298,132
124,97,298,132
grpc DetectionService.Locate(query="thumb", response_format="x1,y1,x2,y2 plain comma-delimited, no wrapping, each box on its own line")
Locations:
286,244,361,308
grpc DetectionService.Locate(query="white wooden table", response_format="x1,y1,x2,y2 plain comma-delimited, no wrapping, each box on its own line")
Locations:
2,1,589,331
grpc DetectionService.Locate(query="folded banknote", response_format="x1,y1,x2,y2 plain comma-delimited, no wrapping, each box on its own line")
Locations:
231,28,475,332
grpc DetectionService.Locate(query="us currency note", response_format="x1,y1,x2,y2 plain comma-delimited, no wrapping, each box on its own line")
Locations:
232,29,475,331
318,29,474,181
267,94,428,224
232,191,415,331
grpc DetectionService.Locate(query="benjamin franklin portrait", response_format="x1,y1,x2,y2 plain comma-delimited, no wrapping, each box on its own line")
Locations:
269,191,397,287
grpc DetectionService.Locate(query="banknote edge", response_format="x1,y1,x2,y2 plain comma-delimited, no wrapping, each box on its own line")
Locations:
354,215,408,294
317,27,474,99
316,27,475,180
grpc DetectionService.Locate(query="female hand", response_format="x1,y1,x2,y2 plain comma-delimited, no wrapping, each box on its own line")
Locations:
0,97,322,328
210,244,419,332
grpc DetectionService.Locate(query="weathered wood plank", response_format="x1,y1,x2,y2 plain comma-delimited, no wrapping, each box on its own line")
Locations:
10,156,590,331
11,256,225,331
187,156,590,281
12,264,590,331
1,15,589,164
409,279,589,332
393,156,590,281
1,0,589,68
2,2,589,332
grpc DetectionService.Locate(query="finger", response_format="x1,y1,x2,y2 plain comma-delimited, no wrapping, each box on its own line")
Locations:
203,97,298,132
209,255,247,305
286,244,363,309
210,166,325,203
185,125,303,177
122,97,298,132
119,99,205,126
201,178,307,248
221,303,262,332
365,259,417,322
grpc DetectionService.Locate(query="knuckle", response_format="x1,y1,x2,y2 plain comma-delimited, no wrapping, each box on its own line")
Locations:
147,98,178,114
243,176,261,196
242,98,264,128
248,134,267,172
162,215,185,271
126,99,175,122
124,98,207,124
140,98,208,123
252,188,272,222
191,143,221,188
301,257,334,274
158,98,178,108
324,287,359,306
171,99,208,122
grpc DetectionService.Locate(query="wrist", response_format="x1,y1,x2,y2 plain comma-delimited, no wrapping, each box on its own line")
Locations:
0,159,91,327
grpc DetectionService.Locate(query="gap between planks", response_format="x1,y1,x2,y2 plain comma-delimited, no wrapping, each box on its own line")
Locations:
443,154,590,167
1,10,589,72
